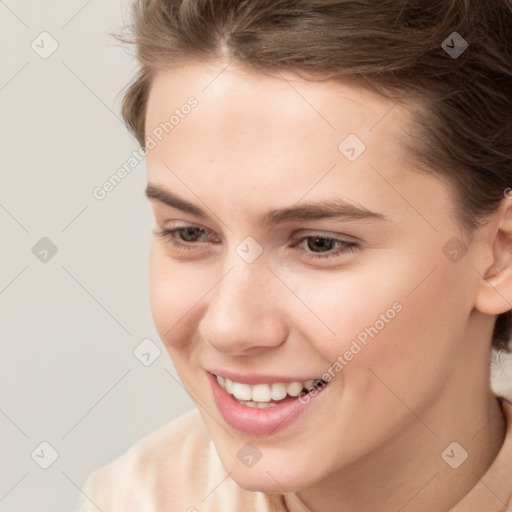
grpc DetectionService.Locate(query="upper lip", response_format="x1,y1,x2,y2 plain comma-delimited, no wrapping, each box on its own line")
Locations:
207,369,321,385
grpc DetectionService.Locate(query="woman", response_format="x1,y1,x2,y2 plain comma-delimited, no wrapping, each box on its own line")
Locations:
76,1,512,510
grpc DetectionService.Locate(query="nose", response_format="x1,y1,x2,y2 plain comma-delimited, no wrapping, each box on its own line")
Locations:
198,257,288,355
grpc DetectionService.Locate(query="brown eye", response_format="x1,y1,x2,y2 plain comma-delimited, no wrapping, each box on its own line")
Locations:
294,236,358,261
154,225,218,251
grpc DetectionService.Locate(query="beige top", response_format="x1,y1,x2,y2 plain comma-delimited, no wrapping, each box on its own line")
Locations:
75,398,512,512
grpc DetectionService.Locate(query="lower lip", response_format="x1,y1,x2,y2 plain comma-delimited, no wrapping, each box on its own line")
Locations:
208,373,328,436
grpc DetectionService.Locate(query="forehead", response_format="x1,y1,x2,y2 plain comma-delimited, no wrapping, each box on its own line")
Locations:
145,62,411,178
145,61,405,146
144,62,455,231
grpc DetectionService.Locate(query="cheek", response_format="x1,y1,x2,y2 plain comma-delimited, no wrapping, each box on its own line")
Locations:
295,247,472,393
340,259,472,414
149,245,207,350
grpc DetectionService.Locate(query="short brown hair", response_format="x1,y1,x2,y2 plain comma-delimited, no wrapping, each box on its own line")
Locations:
116,0,512,351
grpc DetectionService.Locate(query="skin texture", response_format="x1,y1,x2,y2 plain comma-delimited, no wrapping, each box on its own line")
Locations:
144,60,509,512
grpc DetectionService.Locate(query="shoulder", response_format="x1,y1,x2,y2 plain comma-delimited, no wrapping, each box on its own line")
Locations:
75,408,210,511
74,408,284,512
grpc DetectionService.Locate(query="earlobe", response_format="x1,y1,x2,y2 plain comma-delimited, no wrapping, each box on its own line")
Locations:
475,199,512,315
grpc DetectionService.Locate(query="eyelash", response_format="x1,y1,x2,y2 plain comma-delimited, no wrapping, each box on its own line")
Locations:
154,226,358,262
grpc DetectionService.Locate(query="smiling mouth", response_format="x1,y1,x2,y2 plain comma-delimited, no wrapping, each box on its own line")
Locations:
215,374,328,409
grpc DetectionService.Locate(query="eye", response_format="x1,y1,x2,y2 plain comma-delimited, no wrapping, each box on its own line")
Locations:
154,226,217,250
154,225,358,262
292,235,358,262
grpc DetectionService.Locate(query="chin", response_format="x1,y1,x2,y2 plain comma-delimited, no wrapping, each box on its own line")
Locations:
224,455,317,494
231,470,300,494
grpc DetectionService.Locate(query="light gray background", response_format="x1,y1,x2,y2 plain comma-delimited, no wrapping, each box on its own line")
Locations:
0,1,193,511
1,1,512,511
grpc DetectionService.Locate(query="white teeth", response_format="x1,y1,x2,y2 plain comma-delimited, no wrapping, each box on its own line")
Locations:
232,382,252,401
216,375,325,405
234,399,278,409
257,401,278,409
286,381,303,396
242,400,259,408
252,383,272,402
271,382,287,401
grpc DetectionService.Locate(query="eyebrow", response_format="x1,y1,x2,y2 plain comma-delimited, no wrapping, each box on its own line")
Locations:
145,184,390,225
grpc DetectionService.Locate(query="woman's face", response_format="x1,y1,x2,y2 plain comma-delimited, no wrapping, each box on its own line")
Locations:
144,61,486,492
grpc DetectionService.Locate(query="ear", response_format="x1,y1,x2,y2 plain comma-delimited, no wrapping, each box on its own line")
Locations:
474,198,512,315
